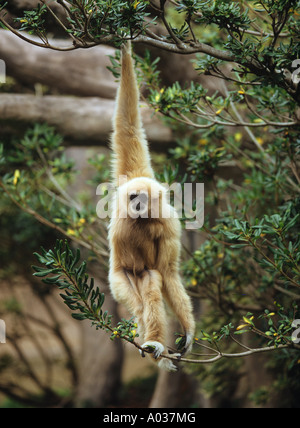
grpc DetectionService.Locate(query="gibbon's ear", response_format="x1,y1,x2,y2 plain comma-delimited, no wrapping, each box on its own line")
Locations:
111,40,154,182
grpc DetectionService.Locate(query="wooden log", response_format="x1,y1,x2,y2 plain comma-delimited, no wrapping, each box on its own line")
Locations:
0,30,118,98
0,93,173,144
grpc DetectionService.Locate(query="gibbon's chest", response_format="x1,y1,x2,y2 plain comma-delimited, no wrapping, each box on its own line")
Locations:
113,219,163,270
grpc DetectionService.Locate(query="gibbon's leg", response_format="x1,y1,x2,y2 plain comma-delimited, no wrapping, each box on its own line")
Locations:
110,267,178,371
109,267,146,337
161,270,195,355
136,269,178,372
137,270,166,349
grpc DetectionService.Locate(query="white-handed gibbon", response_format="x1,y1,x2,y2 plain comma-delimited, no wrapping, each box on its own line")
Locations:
108,42,195,372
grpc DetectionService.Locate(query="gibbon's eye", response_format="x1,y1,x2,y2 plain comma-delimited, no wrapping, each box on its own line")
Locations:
130,194,138,201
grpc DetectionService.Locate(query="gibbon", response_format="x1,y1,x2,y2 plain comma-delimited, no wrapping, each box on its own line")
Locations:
108,42,195,372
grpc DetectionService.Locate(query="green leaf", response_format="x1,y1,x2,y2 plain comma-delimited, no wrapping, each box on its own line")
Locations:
33,268,60,277
72,313,86,321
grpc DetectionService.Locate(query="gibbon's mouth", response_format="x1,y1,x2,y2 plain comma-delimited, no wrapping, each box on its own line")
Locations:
129,203,148,217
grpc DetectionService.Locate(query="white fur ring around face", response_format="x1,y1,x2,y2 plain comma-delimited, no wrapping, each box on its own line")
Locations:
140,341,165,359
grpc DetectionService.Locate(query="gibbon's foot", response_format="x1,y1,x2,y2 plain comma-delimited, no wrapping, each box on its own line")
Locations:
141,341,165,359
158,358,178,372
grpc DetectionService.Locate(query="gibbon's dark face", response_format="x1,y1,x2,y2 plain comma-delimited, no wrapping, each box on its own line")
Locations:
117,177,168,220
129,191,149,217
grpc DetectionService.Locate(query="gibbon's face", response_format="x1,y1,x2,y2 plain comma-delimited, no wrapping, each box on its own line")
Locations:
117,178,168,220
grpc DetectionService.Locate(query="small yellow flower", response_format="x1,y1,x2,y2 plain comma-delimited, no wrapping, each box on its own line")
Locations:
238,89,245,95
13,170,20,186
245,160,254,168
198,138,208,146
131,330,137,338
253,118,264,123
20,19,28,23
133,0,140,9
216,108,223,115
113,331,118,335
269,312,275,317
191,279,197,286
218,253,224,259
155,93,161,103
78,218,86,225
256,137,264,146
234,132,243,142
67,228,76,236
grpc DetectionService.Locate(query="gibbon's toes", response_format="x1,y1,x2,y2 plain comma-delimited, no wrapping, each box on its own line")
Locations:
158,358,178,372
141,341,165,359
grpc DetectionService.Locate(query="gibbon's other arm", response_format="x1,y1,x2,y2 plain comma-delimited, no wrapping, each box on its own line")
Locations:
111,42,154,183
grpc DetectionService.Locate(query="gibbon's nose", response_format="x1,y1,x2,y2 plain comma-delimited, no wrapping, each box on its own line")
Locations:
129,192,149,217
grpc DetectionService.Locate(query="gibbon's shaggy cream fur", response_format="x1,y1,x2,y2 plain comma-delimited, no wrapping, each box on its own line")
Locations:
108,42,195,372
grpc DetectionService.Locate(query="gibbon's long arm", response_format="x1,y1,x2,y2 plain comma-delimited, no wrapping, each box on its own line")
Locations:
111,42,154,182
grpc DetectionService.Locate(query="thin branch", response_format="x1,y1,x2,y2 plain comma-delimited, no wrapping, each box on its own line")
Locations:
36,145,82,212
161,343,295,365
0,181,108,259
0,17,79,51
40,0,79,44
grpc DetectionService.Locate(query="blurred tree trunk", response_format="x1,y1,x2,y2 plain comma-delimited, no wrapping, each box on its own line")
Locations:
0,29,223,97
0,94,172,144
149,369,205,409
74,275,124,408
149,319,206,409
66,148,124,408
0,30,117,98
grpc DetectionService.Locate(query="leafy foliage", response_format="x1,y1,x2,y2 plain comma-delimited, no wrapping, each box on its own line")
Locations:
0,0,300,407
33,240,139,344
